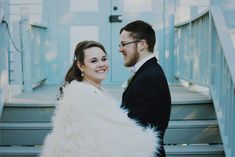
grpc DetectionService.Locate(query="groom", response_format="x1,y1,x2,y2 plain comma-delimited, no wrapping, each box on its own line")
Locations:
119,20,171,157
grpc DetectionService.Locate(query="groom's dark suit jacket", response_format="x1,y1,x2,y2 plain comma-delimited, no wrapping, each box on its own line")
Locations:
121,57,171,157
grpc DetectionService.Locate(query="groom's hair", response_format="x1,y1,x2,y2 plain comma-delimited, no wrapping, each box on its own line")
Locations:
120,20,156,52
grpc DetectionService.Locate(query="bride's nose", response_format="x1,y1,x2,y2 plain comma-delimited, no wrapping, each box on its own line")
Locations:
98,60,105,67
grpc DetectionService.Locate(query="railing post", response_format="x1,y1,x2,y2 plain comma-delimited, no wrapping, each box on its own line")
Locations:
208,10,213,87
232,89,235,156
20,7,33,92
168,15,175,83
189,21,193,80
11,21,23,86
160,0,166,71
0,0,9,116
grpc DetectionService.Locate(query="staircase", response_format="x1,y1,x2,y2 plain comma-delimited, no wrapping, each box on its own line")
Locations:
0,84,225,157
165,85,224,157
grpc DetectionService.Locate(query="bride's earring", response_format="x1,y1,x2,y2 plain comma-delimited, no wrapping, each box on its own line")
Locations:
81,71,84,77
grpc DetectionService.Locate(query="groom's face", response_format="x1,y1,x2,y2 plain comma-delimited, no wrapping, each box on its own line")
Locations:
119,30,139,67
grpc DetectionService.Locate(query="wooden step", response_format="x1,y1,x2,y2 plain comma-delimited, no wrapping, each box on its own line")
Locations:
0,144,224,157
0,103,56,123
0,120,221,145
165,144,225,157
1,101,215,123
165,120,221,144
1,84,214,122
170,102,216,120
0,146,41,157
0,123,51,145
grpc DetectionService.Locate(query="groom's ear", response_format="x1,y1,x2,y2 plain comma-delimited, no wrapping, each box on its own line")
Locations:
137,39,148,52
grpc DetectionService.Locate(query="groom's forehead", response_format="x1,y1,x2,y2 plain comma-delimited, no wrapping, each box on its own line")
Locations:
120,31,134,40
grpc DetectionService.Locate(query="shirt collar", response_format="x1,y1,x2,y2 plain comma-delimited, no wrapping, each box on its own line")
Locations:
132,54,155,74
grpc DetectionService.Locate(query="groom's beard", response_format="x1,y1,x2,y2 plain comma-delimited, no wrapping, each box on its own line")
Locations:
124,49,139,67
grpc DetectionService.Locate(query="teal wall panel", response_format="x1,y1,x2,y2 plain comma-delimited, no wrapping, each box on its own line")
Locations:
42,0,59,84
5,0,213,86
21,0,177,85
3,0,214,88
10,21,22,85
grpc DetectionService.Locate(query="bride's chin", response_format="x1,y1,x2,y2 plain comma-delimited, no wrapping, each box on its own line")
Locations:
99,73,107,78
100,77,106,80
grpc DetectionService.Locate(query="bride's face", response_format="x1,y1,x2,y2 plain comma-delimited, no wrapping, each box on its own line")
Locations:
78,47,109,85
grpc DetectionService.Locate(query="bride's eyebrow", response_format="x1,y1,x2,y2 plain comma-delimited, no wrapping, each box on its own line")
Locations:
88,57,97,61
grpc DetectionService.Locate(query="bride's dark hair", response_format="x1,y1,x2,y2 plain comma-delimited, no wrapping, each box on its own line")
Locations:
58,40,107,99
65,40,107,83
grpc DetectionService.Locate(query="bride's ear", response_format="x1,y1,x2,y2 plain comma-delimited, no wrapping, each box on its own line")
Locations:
76,61,84,72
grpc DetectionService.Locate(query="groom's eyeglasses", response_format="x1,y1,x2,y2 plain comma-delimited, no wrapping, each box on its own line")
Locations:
119,40,140,48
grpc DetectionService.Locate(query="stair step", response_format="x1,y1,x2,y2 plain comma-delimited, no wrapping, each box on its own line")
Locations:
1,101,216,123
168,120,218,128
165,120,222,144
1,103,56,122
0,120,221,145
0,85,224,156
1,84,214,122
0,122,51,129
0,146,41,157
0,123,51,145
171,103,216,120
165,144,224,157
0,145,224,157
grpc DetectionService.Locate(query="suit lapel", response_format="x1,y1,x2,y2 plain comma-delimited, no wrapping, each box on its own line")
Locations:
123,57,158,94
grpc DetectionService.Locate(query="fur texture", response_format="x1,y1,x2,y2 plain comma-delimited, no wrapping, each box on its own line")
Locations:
40,81,159,157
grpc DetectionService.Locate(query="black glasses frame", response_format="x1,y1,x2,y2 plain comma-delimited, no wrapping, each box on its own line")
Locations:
119,40,140,48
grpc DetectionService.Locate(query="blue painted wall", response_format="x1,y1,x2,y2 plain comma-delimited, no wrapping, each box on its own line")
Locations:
43,0,59,84
6,0,213,88
43,0,174,85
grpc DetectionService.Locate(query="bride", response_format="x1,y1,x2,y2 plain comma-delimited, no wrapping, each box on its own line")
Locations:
40,40,159,157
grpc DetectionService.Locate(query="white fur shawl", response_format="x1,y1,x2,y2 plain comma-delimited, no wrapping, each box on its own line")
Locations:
40,81,159,157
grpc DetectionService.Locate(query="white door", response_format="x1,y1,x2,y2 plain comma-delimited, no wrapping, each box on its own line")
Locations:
110,0,163,84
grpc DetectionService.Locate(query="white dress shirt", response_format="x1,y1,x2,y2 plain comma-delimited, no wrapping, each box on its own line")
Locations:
132,54,156,74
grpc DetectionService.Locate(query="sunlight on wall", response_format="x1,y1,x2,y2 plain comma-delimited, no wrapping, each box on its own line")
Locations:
0,70,9,107
174,0,210,23
179,0,209,6
176,6,190,22
9,0,42,23
70,0,98,12
45,45,57,61
223,1,235,9
124,0,152,12
220,0,235,28
59,13,75,25
70,26,99,62
0,71,8,91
